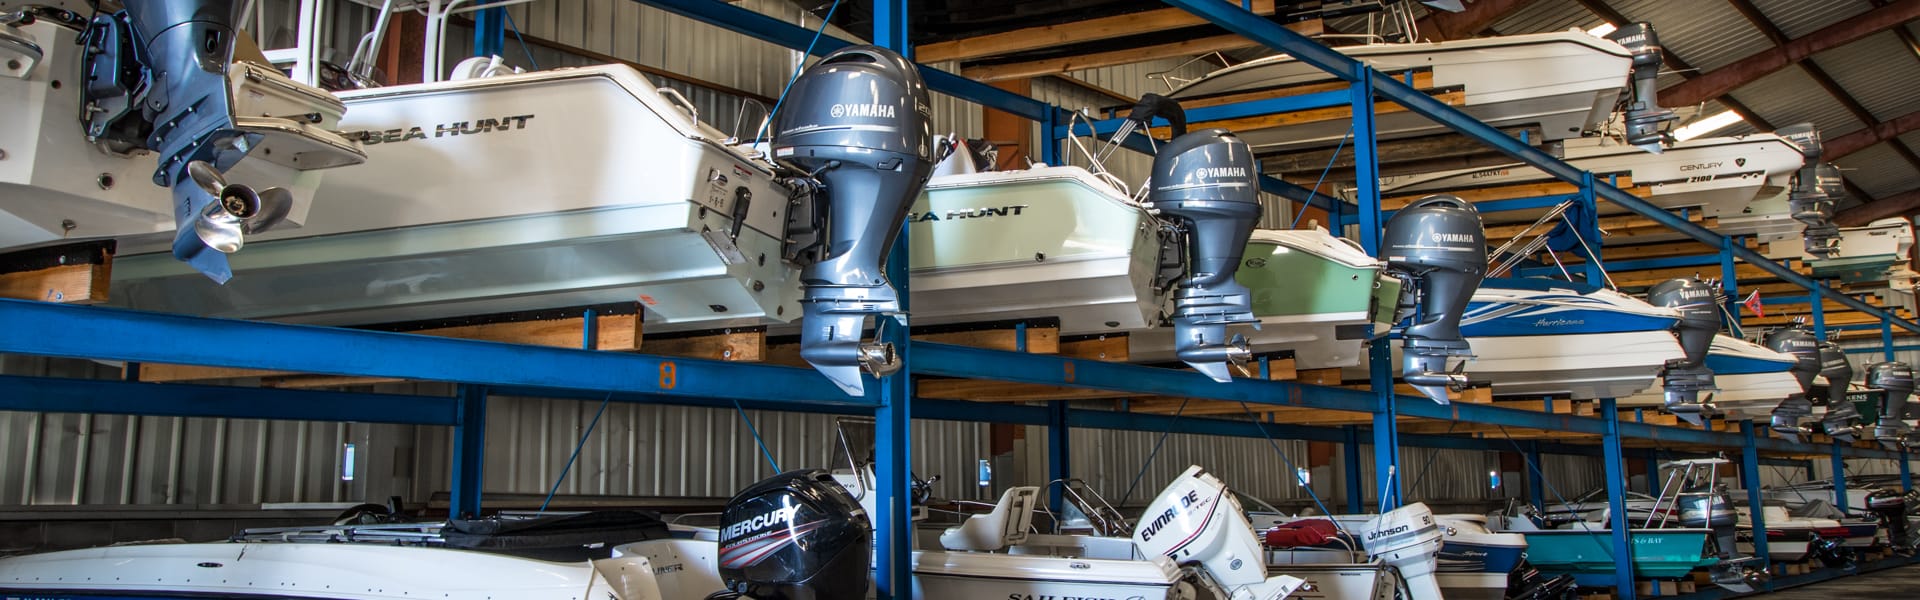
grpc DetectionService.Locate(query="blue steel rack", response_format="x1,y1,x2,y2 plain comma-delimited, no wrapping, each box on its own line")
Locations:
0,2,1915,599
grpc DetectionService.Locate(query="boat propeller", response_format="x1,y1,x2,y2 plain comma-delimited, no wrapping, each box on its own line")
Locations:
172,160,294,260
1147,128,1262,382
1648,277,1721,424
1383,195,1487,404
1817,341,1862,441
1607,23,1678,153
1866,361,1914,450
1763,327,1822,442
771,45,935,396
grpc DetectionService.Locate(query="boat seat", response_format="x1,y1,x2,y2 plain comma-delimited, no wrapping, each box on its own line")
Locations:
940,486,1039,552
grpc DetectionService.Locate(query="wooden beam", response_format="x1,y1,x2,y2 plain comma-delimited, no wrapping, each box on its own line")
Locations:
0,243,112,304
1837,188,1920,226
1482,211,1703,241
917,0,1279,63
1414,0,1537,42
1826,110,1920,161
643,328,766,362
1151,90,1466,139
1180,72,1436,110
1658,0,1920,108
1611,260,1799,289
1382,177,1642,210
963,20,1324,82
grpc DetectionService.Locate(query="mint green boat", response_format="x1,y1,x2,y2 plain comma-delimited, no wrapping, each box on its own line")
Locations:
1516,528,1717,578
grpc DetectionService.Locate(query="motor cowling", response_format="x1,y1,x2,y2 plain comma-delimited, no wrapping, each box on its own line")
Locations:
1817,341,1862,440
1648,277,1721,422
1866,489,1916,551
1764,328,1822,441
1606,23,1677,152
717,469,872,600
1383,195,1487,404
1361,502,1445,600
1147,129,1262,382
1867,361,1915,448
771,45,935,396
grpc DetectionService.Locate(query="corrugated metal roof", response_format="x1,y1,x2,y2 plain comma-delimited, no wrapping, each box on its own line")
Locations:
1749,0,1872,40
1727,66,1868,138
1488,0,1594,36
1813,32,1920,123
1832,142,1920,199
1608,0,1774,72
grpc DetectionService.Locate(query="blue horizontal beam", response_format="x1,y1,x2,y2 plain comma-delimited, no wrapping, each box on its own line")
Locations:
1846,344,1920,355
0,299,866,407
1261,174,1350,213
1053,88,1350,138
0,375,458,425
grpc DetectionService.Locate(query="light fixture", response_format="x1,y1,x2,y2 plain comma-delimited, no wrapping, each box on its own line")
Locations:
341,443,357,482
1295,467,1312,487
1674,110,1746,142
1586,22,1617,37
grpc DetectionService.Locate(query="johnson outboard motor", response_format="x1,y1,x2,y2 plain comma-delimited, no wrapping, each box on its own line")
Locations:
1779,124,1841,258
1817,341,1862,440
1867,488,1917,552
1147,129,1262,381
1649,277,1722,424
1384,195,1487,404
1606,23,1678,153
79,1,298,282
1360,502,1446,600
1867,361,1915,449
772,46,935,396
717,469,872,600
1763,327,1822,441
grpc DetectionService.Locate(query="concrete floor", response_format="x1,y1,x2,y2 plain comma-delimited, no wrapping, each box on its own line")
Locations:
1756,563,1920,598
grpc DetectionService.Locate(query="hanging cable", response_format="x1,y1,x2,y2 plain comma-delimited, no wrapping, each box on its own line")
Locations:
750,0,845,144
1290,123,1354,230
1117,398,1191,508
1236,402,1346,532
732,398,781,472
1402,420,1460,497
539,393,613,513
504,9,539,70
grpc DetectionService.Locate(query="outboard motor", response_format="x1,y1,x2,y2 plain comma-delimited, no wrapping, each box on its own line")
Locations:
1779,124,1841,258
1648,277,1722,424
1867,361,1915,449
1867,489,1917,552
79,1,303,281
1817,341,1862,440
1673,471,1766,591
1606,23,1678,153
1360,502,1446,600
717,469,872,600
772,46,935,396
1763,328,1822,441
1147,129,1263,381
1383,195,1487,404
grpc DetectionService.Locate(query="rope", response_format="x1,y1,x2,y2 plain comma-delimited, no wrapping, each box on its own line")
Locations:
539,393,613,513
1291,123,1354,230
1118,398,1191,508
751,0,845,144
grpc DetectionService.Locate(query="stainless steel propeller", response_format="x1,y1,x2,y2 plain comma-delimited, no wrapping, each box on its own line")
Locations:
185,160,293,253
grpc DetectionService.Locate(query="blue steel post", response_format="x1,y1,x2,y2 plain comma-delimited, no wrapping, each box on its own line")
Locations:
1344,425,1364,513
451,385,488,519
1722,239,1741,330
473,7,506,57
1833,440,1850,513
872,3,913,597
1041,110,1061,166
1645,455,1660,495
1903,447,1913,492
1047,400,1070,514
1527,441,1546,512
1369,336,1400,510
1741,420,1770,568
1601,397,1636,599
1580,173,1603,285
1812,287,1827,338
1886,318,1898,361
1351,69,1382,255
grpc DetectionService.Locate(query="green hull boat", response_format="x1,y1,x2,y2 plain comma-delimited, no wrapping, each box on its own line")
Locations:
1519,529,1716,578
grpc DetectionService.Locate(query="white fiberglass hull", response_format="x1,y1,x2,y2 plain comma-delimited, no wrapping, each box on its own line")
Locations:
1171,31,1631,151
109,65,802,330
913,550,1193,599
1618,335,1798,419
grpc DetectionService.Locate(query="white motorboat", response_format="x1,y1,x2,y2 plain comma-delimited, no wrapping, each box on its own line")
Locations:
1168,30,1645,153
1619,335,1800,420
1432,515,1527,600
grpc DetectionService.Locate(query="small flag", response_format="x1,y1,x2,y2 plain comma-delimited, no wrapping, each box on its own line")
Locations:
1742,289,1765,318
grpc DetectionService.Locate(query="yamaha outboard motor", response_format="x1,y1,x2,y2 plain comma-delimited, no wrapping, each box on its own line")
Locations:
1779,124,1841,259
1763,328,1822,441
1606,23,1678,153
772,46,935,396
1817,341,1862,441
1868,488,1918,552
717,469,872,600
1867,361,1915,449
1147,128,1262,381
79,1,299,282
1649,277,1722,424
1383,195,1487,404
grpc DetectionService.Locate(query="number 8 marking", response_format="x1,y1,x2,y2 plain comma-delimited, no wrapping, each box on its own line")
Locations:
659,362,678,389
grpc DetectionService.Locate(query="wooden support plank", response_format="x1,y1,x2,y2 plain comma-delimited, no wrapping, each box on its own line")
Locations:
1176,71,1436,111
1482,212,1705,242
1383,177,1642,210
919,326,1061,354
0,242,113,304
1149,90,1466,139
644,328,766,362
917,379,1151,402
963,20,1325,82
917,0,1279,63
1297,367,1343,386
1061,334,1130,361
1610,259,1795,289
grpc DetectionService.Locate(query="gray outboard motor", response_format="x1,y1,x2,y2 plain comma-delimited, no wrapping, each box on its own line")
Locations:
1648,277,1722,424
771,46,935,396
1778,124,1841,258
1147,129,1262,381
1816,341,1861,441
1867,361,1915,449
1763,327,1822,441
1383,195,1487,404
79,1,296,282
1606,23,1678,153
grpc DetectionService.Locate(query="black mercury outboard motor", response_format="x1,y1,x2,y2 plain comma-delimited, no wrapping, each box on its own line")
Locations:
1778,124,1842,259
1383,195,1487,404
1606,23,1678,153
1817,341,1862,441
1763,328,1822,441
80,1,296,282
1867,488,1918,553
1866,361,1915,450
1649,277,1722,424
716,469,872,600
1147,129,1262,381
771,46,935,396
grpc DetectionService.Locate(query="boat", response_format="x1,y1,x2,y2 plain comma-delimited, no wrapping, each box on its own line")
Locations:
1,4,366,281
1485,520,1716,579
1622,335,1799,419
1168,28,1663,153
1766,217,1915,284
1432,515,1527,600
1734,506,1822,562
1762,327,1825,441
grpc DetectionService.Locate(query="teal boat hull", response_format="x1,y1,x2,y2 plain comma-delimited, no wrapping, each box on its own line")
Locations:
1519,529,1716,578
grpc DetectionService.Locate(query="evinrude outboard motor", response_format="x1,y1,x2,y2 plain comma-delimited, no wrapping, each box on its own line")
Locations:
1763,327,1822,441
1147,129,1263,381
1817,341,1862,441
80,1,300,282
1778,124,1842,258
772,46,935,396
1867,488,1917,552
1606,23,1678,153
1649,277,1722,424
716,469,872,600
1866,361,1915,449
1384,195,1487,404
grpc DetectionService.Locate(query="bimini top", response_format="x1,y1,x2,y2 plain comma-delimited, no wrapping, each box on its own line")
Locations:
1247,228,1382,270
